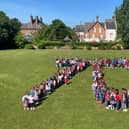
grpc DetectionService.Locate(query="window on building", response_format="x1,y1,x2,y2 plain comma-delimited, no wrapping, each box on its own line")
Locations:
92,34,95,39
110,33,113,39
100,34,103,39
99,28,101,33
94,28,96,33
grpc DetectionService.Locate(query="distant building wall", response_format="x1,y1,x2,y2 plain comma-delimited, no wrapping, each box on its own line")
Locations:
75,16,117,43
105,29,116,41
85,22,105,42
20,29,38,36
20,16,44,36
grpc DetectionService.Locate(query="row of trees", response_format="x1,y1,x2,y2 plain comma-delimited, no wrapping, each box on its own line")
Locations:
0,10,78,49
1,1,129,50
115,0,129,48
33,19,78,43
15,19,78,49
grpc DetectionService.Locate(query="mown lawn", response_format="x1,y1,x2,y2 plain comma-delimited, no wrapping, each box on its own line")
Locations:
0,49,129,129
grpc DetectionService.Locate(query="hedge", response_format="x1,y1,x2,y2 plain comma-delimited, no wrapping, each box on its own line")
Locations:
37,40,65,47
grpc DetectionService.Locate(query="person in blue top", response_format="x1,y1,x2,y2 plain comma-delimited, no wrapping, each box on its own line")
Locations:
112,58,118,68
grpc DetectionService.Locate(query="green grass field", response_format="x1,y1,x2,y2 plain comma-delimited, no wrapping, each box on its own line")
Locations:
0,50,129,129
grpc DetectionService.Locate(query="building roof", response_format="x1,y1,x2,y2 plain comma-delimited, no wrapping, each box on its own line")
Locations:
21,23,43,30
84,22,95,32
75,22,105,33
105,19,116,29
64,36,72,42
75,25,85,32
75,16,116,33
21,16,45,30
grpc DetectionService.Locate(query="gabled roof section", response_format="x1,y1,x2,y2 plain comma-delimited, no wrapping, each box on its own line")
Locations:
21,16,45,30
75,25,85,32
87,22,105,32
105,19,116,29
75,16,105,33
84,22,95,32
75,16,116,33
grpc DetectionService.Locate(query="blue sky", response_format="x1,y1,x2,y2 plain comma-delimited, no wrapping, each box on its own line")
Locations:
0,0,122,27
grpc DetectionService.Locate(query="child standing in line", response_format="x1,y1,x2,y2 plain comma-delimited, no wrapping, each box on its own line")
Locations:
92,81,97,98
110,88,116,110
105,89,110,110
64,75,68,85
22,94,29,110
127,89,129,108
121,88,128,112
115,89,121,112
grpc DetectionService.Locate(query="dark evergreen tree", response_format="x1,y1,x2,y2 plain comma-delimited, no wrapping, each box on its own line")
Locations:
116,0,129,48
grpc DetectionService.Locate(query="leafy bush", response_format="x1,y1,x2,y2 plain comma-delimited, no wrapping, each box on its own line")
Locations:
24,44,33,49
37,40,65,48
116,46,122,50
73,42,119,50
98,45,106,50
37,43,46,49
87,46,92,50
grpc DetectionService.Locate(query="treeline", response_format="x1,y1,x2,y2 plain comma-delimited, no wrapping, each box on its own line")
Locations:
1,0,129,50
0,10,78,49
16,19,78,49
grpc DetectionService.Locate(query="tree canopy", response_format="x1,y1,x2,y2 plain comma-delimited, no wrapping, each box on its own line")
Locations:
0,11,21,49
34,19,78,42
115,0,129,48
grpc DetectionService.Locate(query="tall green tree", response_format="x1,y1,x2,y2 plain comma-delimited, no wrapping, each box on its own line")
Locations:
0,11,21,49
48,19,68,41
116,0,129,48
34,19,78,42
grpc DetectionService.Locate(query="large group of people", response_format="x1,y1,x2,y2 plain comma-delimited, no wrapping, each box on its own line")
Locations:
22,56,129,112
91,58,129,112
22,57,90,110
92,57,129,70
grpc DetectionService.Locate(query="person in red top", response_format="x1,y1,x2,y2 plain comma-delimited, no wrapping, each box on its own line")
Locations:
93,63,97,70
105,89,110,109
115,89,121,112
64,75,68,85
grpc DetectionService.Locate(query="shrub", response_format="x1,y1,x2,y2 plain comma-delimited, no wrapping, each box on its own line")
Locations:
98,45,106,50
72,45,77,49
87,46,92,50
35,40,66,49
39,40,65,46
24,44,33,49
116,46,121,50
37,43,46,49
74,42,117,49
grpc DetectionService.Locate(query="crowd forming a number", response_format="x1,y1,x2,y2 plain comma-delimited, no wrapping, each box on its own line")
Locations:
22,58,90,110
22,56,129,111
92,57,129,112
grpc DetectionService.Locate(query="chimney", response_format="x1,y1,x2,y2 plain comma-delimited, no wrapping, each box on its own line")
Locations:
40,17,43,23
96,16,99,22
35,16,39,24
112,16,115,20
30,15,33,25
